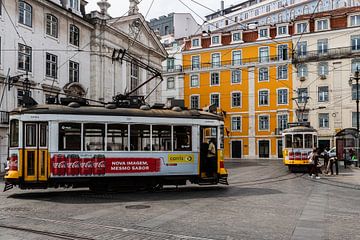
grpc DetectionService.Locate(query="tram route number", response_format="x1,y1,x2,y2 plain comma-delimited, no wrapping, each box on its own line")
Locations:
168,154,194,164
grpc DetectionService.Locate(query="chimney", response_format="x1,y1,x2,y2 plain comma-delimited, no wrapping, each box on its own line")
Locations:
221,0,225,15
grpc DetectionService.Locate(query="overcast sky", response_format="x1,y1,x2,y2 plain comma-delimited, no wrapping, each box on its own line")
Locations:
86,0,245,23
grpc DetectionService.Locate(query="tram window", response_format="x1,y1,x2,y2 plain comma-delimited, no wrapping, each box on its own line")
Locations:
10,120,19,147
304,134,313,148
173,126,192,151
84,123,105,151
107,124,128,151
285,135,292,148
152,125,171,151
130,125,151,151
39,123,47,147
293,134,303,148
314,136,318,148
25,124,37,147
59,123,81,151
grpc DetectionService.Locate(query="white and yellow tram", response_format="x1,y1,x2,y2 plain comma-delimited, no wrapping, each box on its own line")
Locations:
5,104,228,191
282,125,318,171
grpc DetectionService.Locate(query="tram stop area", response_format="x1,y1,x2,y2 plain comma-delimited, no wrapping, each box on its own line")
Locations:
335,128,360,168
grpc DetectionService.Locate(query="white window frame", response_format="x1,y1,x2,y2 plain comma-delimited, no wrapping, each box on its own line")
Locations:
210,93,220,108
231,69,241,84
45,52,58,79
277,114,288,131
318,86,329,102
231,31,243,43
349,14,360,27
231,91,242,108
210,72,220,86
191,37,201,49
18,1,32,28
191,55,200,70
277,65,288,80
277,88,288,105
231,116,242,131
167,77,175,89
232,50,242,66
190,94,200,110
351,35,360,51
276,24,289,37
69,60,79,83
258,27,270,40
296,21,308,34
258,89,269,106
190,74,199,88
258,67,269,82
315,18,330,31
259,47,269,63
258,114,270,131
210,34,221,46
46,14,58,38
318,113,329,128
211,52,221,68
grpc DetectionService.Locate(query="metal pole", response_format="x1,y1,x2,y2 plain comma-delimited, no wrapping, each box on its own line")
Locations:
356,70,360,168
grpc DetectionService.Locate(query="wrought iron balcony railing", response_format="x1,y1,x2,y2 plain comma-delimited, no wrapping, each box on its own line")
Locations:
0,111,9,125
163,65,183,73
183,55,291,72
293,46,360,63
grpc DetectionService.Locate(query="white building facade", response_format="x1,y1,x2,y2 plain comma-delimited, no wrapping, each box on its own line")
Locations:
292,6,360,149
0,0,93,171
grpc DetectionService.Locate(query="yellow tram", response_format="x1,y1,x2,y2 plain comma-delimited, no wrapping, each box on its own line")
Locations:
282,124,318,171
4,104,228,191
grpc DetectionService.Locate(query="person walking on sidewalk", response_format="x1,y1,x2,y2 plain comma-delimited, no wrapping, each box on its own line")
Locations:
308,148,321,179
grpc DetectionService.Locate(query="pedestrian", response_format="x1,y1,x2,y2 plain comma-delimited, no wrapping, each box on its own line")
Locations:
309,148,321,179
207,138,217,177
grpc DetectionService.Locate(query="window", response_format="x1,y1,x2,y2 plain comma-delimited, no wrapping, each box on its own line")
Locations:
69,24,79,46
277,114,288,131
46,53,58,78
232,92,241,107
317,39,328,55
352,84,360,100
210,72,220,85
231,70,241,83
152,125,171,151
352,59,360,73
259,67,269,81
18,44,32,72
319,113,329,128
10,120,19,148
211,35,220,45
46,14,58,38
352,112,360,128
167,58,175,70
259,47,269,63
130,125,151,151
277,26,288,36
192,38,200,47
298,64,308,77
211,53,221,68
351,35,360,51
190,95,199,109
297,22,307,34
191,55,200,70
278,45,288,60
130,61,139,93
259,90,269,105
69,61,79,83
59,123,81,151
318,86,329,102
259,115,269,130
259,28,268,38
232,32,241,42
167,77,175,89
173,126,192,151
298,88,308,103
70,0,79,11
210,93,220,108
107,124,128,151
17,90,31,107
350,15,360,26
318,62,328,76
277,89,288,104
84,123,105,151
277,65,288,79
232,50,242,65
25,124,36,147
317,19,329,31
297,41,307,57
190,75,199,87
19,1,32,27
231,116,241,131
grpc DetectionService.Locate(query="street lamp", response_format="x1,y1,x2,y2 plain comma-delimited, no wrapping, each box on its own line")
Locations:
349,68,360,132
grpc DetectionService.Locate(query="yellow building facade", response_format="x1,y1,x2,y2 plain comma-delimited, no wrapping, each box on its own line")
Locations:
183,26,294,159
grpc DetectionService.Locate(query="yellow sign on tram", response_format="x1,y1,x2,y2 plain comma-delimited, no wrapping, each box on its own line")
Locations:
168,154,194,164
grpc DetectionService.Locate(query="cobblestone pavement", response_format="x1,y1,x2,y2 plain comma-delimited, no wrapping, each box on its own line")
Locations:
0,159,359,240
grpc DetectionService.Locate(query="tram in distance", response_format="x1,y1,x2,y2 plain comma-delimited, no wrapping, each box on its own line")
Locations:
4,104,228,191
282,123,318,171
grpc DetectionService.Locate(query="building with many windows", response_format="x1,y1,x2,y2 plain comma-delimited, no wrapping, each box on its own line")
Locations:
0,0,93,171
292,6,360,149
183,24,294,159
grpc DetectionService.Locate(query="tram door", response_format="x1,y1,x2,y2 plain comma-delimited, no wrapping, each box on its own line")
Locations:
199,126,218,177
23,123,48,182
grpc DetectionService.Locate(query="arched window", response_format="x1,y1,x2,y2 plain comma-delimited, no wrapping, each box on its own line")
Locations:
19,1,32,27
303,5,309,14
278,13,283,23
69,24,80,46
46,14,58,38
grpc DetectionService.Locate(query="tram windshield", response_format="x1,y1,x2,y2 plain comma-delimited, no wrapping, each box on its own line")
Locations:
304,134,313,148
285,135,292,148
293,134,303,148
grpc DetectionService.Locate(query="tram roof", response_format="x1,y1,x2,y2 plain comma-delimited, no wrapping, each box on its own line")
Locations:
10,104,223,121
282,126,317,134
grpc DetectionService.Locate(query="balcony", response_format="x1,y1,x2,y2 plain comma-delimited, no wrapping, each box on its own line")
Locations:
0,111,9,125
163,65,183,73
183,55,291,72
293,46,360,64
